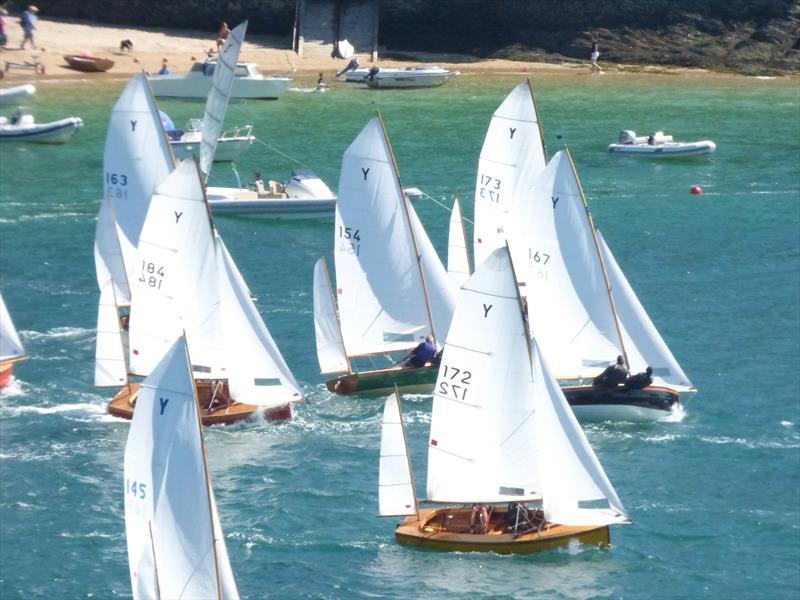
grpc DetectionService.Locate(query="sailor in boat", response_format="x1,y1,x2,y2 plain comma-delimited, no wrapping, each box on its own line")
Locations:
470,504,493,534
625,366,654,390
402,336,438,368
593,355,629,388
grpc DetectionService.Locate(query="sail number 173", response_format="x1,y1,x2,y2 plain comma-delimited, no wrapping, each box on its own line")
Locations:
437,364,472,401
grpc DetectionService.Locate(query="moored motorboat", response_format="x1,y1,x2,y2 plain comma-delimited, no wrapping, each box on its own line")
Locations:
0,107,83,143
148,59,292,100
165,116,255,163
0,83,35,106
364,66,458,89
63,54,114,72
379,247,630,554
608,130,716,156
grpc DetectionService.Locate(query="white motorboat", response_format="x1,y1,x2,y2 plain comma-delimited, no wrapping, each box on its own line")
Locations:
0,107,83,143
166,117,255,163
206,168,424,218
608,130,716,156
343,66,458,88
0,84,36,106
148,60,292,100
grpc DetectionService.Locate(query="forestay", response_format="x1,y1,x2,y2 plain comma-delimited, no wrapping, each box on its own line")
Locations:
473,81,547,268
0,292,25,363
334,116,450,357
312,257,349,375
123,335,239,599
216,234,303,408
200,21,247,180
532,336,630,526
508,150,621,379
596,230,694,391
447,198,471,288
379,393,417,517
128,160,226,378
426,248,541,504
94,281,127,387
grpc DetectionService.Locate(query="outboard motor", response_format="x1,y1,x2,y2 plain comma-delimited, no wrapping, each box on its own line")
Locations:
618,130,637,145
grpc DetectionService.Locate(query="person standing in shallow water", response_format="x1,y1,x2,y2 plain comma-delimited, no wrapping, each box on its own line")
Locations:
590,41,602,73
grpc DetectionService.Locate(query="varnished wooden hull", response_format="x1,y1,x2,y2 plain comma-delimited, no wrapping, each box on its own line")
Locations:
108,382,292,426
563,384,679,422
0,363,13,388
394,507,610,554
326,364,438,396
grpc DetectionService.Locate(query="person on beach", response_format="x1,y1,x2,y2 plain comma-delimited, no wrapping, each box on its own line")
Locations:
20,5,38,50
158,58,170,75
0,8,9,48
590,41,602,73
216,21,230,52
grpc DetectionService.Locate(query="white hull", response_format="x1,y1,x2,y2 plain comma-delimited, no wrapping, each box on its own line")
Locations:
0,117,83,143
346,67,457,88
571,402,677,423
608,140,716,156
0,84,36,106
171,136,253,162
149,75,292,99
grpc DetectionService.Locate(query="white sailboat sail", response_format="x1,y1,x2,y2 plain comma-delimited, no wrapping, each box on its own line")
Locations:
532,337,630,526
200,21,247,180
128,160,226,378
334,116,449,357
509,150,622,379
596,230,694,391
94,280,128,387
216,234,304,408
94,198,131,305
124,334,239,600
379,392,417,517
473,81,547,268
100,74,174,286
447,198,471,288
0,292,25,363
426,247,541,504
312,257,349,375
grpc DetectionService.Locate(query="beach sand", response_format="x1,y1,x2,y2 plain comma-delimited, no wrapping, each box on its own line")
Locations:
0,16,727,87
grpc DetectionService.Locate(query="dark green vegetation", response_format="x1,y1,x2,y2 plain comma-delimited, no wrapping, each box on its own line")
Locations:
9,0,800,74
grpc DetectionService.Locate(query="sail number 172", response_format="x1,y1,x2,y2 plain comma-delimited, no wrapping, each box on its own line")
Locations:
437,364,472,401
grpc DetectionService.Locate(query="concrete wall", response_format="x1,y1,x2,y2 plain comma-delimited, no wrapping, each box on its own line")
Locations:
294,0,378,60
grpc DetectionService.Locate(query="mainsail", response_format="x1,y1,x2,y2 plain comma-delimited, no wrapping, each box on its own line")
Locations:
312,257,349,375
0,292,26,364
94,281,127,386
123,334,240,599
378,392,417,517
473,81,547,269
331,115,455,359
200,21,247,180
446,198,471,288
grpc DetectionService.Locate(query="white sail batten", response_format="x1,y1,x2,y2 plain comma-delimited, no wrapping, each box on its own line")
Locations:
101,75,174,281
200,21,247,180
94,281,128,387
313,257,349,375
596,230,694,391
510,150,621,378
334,116,435,357
426,248,541,503
124,335,239,600
216,234,303,408
379,393,417,516
473,81,547,268
447,198,471,288
128,160,226,378
532,337,630,526
0,292,25,363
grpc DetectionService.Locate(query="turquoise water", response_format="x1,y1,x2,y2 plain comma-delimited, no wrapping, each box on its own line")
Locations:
1,72,798,598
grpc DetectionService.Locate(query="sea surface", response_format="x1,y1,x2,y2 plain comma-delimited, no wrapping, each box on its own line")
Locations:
0,71,798,599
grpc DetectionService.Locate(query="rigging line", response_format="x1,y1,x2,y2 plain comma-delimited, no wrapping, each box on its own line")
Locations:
252,138,309,169
418,189,474,225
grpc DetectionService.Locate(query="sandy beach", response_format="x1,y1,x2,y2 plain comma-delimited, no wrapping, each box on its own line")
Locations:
0,15,743,87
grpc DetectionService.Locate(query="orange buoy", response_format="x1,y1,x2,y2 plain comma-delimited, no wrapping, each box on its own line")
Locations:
690,185,704,195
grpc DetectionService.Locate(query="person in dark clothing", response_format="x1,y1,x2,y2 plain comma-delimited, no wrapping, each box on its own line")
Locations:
626,366,653,390
403,336,437,368
593,355,628,388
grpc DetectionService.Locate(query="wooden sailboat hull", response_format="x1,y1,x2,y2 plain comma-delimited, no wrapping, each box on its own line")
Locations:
326,364,438,395
108,382,292,426
0,362,14,388
563,384,679,422
395,508,610,554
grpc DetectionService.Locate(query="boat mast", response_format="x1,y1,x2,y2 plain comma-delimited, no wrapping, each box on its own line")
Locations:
526,79,548,165
564,148,630,368
376,112,438,343
321,255,352,374
184,335,224,600
148,521,163,600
